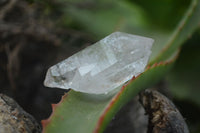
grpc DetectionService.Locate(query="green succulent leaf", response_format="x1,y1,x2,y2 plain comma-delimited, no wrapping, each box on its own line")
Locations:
42,51,177,133
150,0,200,64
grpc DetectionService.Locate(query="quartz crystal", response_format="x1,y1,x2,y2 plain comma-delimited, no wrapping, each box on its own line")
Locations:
44,32,154,94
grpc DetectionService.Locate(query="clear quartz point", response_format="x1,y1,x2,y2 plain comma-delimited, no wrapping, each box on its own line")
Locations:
44,32,154,94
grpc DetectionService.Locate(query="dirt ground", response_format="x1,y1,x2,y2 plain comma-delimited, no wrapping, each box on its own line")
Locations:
0,0,93,123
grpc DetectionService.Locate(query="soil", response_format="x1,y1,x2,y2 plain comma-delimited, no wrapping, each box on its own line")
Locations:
0,0,92,123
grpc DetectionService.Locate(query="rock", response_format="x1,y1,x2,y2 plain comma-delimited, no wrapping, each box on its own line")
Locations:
139,89,189,133
0,94,41,133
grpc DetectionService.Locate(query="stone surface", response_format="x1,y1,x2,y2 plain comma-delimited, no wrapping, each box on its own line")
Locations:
0,93,41,133
44,32,154,94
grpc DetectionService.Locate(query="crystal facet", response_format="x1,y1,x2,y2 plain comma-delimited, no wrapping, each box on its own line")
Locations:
44,32,154,94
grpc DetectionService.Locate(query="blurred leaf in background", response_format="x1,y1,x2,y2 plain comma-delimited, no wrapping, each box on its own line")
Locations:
55,0,193,64
57,0,190,36
166,30,200,133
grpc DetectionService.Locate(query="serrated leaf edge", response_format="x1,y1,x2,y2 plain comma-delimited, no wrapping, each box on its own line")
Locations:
93,51,179,133
41,93,68,133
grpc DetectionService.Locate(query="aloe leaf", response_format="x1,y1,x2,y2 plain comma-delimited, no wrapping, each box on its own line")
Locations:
150,0,200,64
42,50,178,133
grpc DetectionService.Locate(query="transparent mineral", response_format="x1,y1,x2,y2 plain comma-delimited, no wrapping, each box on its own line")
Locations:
44,32,154,94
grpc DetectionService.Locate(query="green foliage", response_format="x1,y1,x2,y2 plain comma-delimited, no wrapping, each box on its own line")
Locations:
57,0,199,63
58,0,190,35
133,0,190,30
167,33,200,105
42,53,176,133
42,0,200,133
60,0,149,37
166,31,200,133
